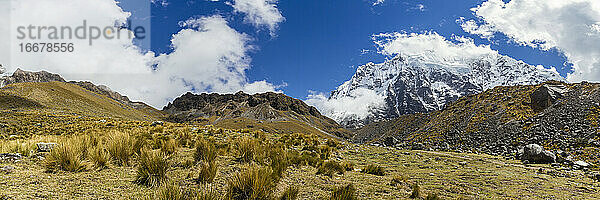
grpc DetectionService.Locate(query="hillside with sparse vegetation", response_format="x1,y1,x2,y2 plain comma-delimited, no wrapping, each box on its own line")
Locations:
0,74,599,199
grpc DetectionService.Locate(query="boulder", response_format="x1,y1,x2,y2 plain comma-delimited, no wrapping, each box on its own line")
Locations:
530,84,567,112
574,160,590,168
36,143,57,152
151,121,164,126
520,144,556,164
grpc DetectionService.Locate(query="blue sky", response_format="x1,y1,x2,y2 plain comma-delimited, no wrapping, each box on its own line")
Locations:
143,0,571,100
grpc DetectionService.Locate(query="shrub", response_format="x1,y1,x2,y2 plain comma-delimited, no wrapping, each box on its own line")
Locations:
362,164,385,176
329,184,357,200
279,186,299,200
107,131,135,166
197,161,218,184
316,161,345,177
44,140,86,173
194,138,218,163
410,183,421,199
89,145,110,170
135,150,170,187
226,165,276,200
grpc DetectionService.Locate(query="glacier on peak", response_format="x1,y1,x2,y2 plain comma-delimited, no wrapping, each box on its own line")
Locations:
319,53,565,128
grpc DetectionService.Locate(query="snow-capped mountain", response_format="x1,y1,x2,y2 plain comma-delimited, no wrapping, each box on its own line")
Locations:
328,53,566,128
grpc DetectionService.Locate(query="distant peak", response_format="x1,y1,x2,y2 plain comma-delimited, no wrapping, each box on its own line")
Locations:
2,68,66,85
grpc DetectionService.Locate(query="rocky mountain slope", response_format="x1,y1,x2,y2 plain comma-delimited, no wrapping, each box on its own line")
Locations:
164,91,351,139
354,81,600,160
328,54,565,128
0,68,65,87
0,69,164,121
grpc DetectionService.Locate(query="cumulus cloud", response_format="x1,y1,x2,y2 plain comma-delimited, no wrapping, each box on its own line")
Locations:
305,88,386,123
229,0,285,35
372,31,496,63
463,0,600,82
0,0,279,108
457,17,495,39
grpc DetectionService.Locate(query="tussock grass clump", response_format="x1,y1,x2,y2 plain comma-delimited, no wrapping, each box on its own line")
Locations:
76,134,99,159
410,183,421,199
226,165,276,200
161,138,177,155
107,131,135,166
298,151,322,167
197,161,218,184
176,129,195,148
362,164,385,176
194,138,218,163
0,139,37,157
390,175,407,187
326,139,340,148
426,193,441,200
279,186,299,200
316,160,345,177
89,145,110,170
261,145,289,180
342,162,355,171
329,184,357,200
135,150,170,187
44,140,86,173
152,181,193,200
235,137,258,163
196,186,221,200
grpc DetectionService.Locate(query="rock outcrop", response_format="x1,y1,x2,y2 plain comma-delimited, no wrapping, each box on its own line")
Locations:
530,84,568,112
520,144,556,164
0,68,65,87
164,91,351,139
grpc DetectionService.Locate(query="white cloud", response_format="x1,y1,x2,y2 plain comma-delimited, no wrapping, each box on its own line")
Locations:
464,0,600,82
372,31,496,63
229,0,285,36
457,17,495,39
0,0,279,108
305,88,385,123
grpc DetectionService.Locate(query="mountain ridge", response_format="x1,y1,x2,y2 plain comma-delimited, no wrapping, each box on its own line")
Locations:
328,53,565,128
164,91,352,139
